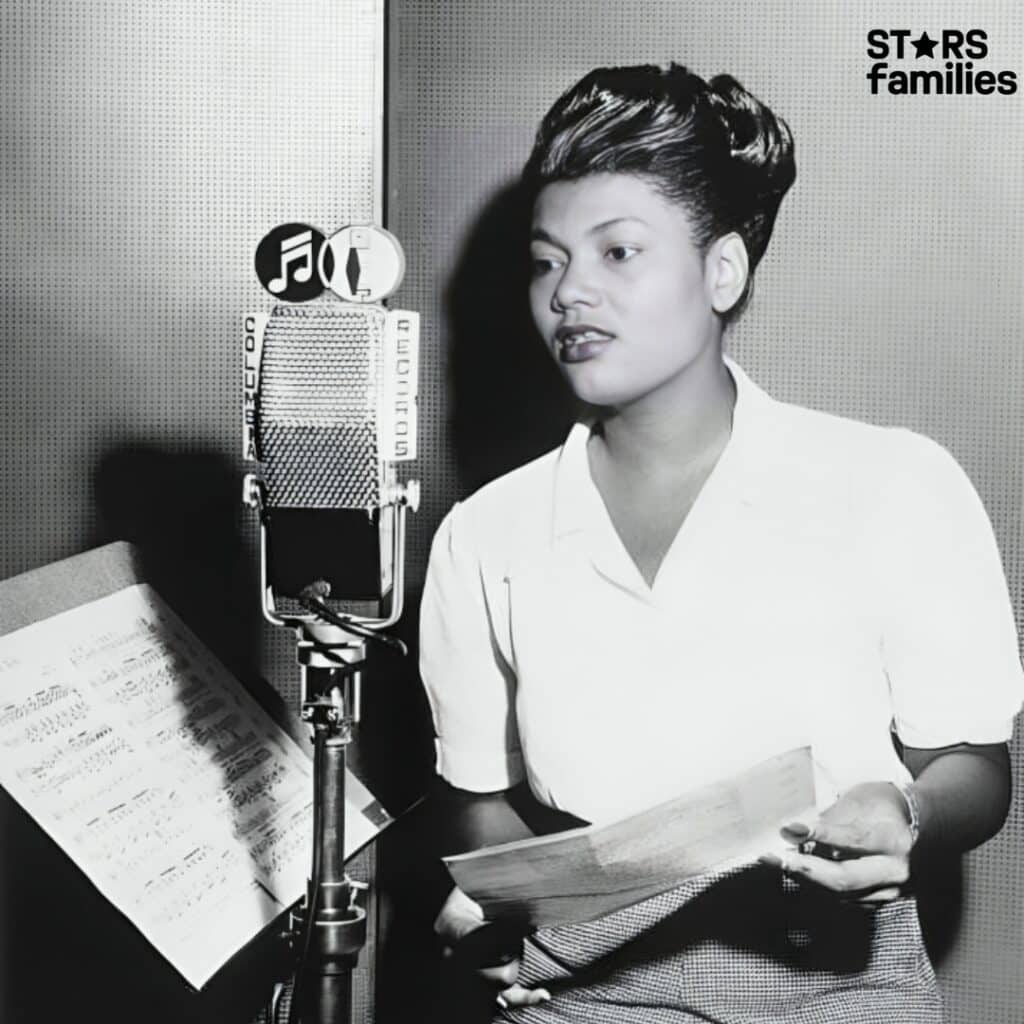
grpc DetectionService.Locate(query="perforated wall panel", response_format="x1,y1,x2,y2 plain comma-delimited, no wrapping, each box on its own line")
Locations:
2,1,386,678
2,2,384,1021
388,2,1024,1021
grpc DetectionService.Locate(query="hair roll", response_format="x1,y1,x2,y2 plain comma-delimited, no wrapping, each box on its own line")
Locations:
523,63,797,320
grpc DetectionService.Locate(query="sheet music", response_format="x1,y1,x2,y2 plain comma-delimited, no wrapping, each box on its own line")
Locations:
0,583,389,989
445,747,816,929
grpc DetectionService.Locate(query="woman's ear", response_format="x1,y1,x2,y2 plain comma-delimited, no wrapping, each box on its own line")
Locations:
705,233,749,315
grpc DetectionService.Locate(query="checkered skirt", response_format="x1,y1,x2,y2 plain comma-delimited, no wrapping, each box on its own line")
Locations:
495,864,943,1023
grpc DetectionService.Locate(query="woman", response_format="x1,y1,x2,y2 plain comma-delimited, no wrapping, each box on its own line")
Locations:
419,64,1023,1022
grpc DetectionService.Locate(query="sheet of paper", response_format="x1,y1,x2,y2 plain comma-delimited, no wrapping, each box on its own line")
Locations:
445,747,816,929
0,583,389,989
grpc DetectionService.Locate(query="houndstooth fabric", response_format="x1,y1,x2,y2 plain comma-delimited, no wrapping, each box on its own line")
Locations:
495,864,943,1023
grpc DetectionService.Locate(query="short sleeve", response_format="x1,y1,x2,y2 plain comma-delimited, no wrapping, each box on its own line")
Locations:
871,433,1024,747
419,502,524,791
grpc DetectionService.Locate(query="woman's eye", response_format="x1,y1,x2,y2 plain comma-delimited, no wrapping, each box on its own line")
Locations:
606,245,639,263
531,256,561,276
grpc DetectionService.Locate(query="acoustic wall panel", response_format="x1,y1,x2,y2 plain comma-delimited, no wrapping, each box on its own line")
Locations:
2,0,385,690
387,2,1024,1021
2,2,385,1021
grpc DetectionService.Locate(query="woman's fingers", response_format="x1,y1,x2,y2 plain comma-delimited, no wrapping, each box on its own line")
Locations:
498,984,552,1009
480,960,522,989
856,885,902,903
776,849,909,894
434,886,486,942
807,817,912,856
478,956,552,1008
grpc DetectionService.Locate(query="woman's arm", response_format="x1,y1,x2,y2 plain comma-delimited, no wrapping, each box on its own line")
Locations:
432,775,588,856
903,742,1011,854
431,777,537,856
430,777,583,1009
429,775,586,917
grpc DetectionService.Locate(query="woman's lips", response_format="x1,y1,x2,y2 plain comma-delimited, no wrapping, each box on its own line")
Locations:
555,327,614,364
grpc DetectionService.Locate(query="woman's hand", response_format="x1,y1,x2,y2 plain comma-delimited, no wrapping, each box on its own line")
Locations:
434,885,551,1009
764,781,915,902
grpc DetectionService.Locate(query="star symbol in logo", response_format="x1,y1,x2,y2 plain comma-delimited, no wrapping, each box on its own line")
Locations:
911,32,938,58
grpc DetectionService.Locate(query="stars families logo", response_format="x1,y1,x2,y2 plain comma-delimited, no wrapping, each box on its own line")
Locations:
866,29,1018,95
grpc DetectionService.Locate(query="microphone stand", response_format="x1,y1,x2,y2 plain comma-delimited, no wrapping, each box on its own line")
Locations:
287,622,368,1024
245,477,418,1024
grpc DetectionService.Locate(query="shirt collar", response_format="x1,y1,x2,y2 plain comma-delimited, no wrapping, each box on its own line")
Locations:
551,355,773,541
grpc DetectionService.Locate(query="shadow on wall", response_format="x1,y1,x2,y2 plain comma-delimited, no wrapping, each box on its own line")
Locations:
93,444,261,682
916,857,963,970
446,179,574,495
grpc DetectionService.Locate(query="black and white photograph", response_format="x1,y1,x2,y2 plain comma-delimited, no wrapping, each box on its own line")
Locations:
2,3,1022,1023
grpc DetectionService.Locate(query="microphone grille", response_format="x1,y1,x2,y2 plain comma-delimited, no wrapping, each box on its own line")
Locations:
258,302,386,509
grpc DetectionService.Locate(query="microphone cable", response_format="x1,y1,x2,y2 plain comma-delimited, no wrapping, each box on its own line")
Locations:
285,725,328,1024
296,592,408,657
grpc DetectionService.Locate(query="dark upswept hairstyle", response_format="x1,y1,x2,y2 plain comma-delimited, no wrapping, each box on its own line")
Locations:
521,63,796,320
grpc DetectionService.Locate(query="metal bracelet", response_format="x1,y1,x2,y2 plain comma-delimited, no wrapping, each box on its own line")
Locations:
894,780,921,847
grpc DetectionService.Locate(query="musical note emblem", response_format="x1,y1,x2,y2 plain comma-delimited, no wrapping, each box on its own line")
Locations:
254,223,331,302
269,230,314,294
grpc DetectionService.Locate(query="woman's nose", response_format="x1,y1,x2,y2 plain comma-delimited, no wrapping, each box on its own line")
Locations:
551,261,598,312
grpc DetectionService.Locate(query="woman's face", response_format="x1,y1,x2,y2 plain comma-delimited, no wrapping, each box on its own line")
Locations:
528,172,720,409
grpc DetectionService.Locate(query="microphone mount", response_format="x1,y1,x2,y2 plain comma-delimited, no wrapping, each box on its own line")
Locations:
242,474,420,635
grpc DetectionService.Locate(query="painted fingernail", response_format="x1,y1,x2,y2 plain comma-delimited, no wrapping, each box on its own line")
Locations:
782,821,811,838
496,994,509,1009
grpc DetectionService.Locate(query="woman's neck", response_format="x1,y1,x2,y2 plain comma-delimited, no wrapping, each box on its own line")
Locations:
591,347,736,479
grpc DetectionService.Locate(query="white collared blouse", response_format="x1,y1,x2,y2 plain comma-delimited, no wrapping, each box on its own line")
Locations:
419,361,1024,824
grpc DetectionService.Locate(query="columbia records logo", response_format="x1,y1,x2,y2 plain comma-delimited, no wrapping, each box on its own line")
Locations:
254,223,405,303
865,29,1018,95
